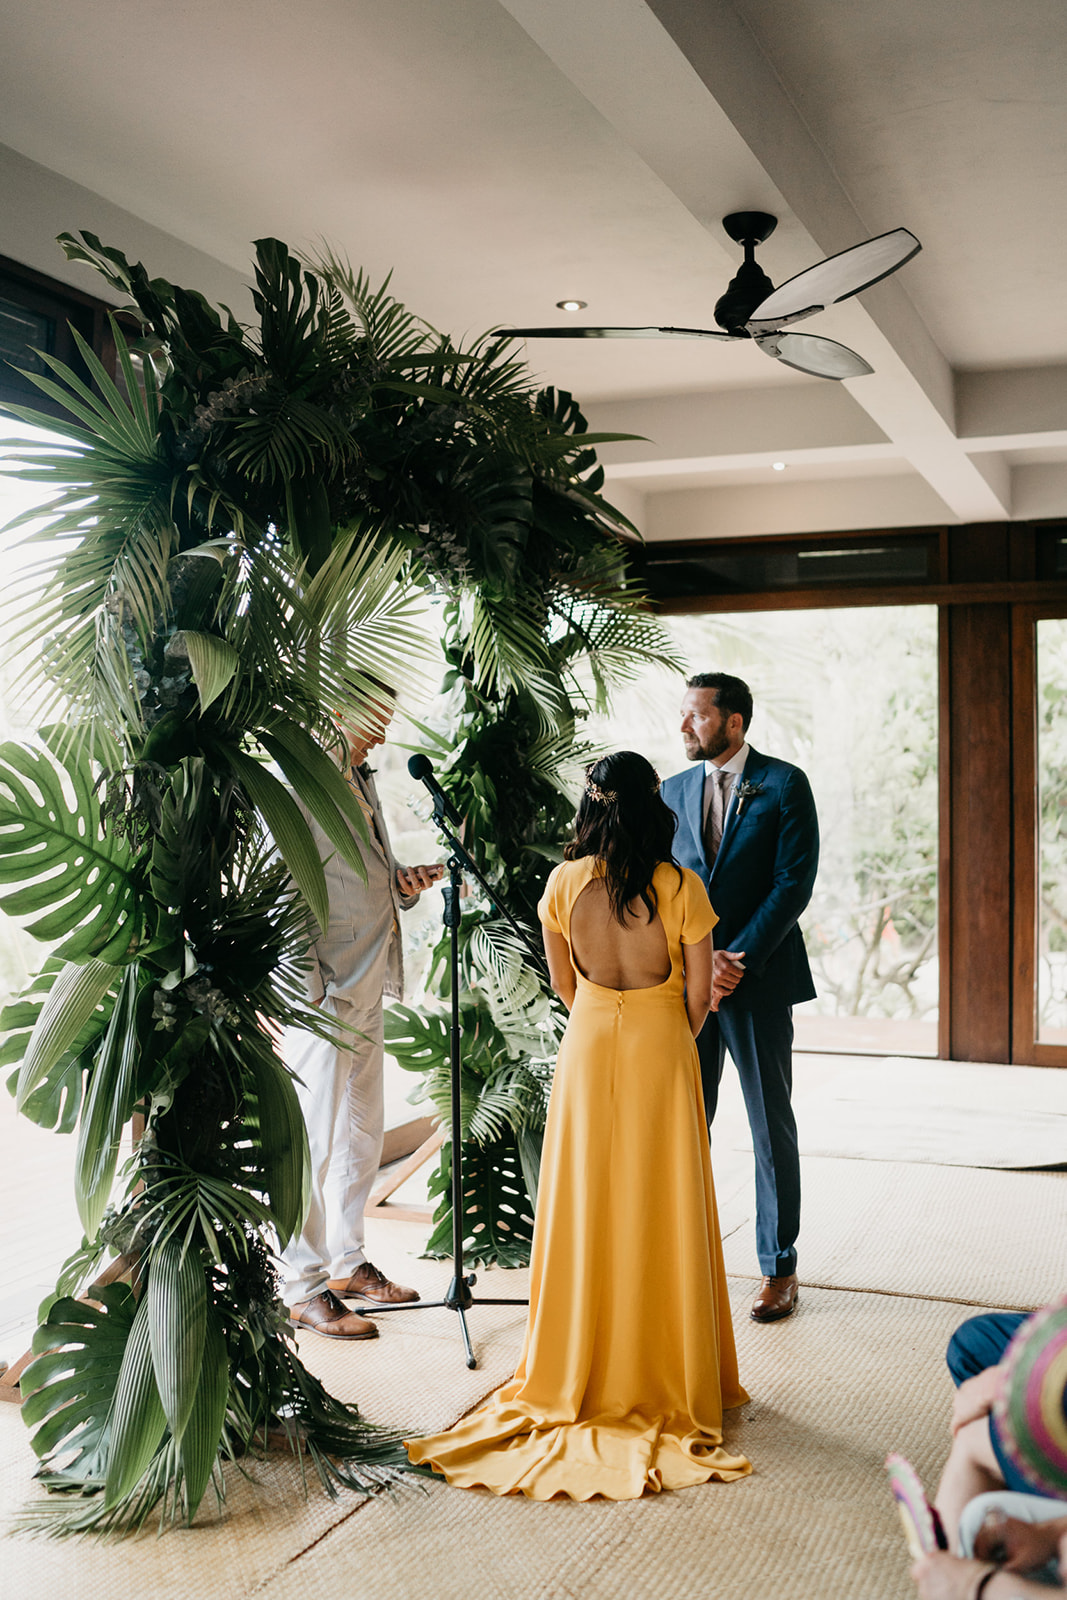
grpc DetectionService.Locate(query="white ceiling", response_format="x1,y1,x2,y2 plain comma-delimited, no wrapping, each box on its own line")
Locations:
1,0,1066,540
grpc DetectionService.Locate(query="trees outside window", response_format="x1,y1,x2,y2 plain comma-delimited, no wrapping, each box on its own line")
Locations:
589,605,940,1054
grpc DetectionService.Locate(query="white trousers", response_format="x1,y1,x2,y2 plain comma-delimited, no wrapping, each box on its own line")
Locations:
280,996,384,1304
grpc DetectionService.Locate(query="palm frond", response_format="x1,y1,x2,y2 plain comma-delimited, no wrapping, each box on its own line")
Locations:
0,325,178,732
309,249,429,367
467,921,555,1051
298,523,436,712
465,1061,549,1145
0,955,116,1132
225,390,352,484
552,595,684,714
75,964,141,1238
460,589,561,716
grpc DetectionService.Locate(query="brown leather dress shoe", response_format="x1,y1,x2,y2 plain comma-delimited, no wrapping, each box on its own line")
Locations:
327,1260,420,1304
750,1273,799,1322
288,1289,379,1339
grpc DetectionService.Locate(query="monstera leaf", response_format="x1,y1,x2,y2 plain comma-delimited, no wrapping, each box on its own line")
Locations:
21,1283,138,1484
0,733,148,962
424,1135,536,1270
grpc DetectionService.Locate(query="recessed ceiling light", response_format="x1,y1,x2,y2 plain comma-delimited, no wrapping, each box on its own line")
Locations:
772,461,787,471
556,299,587,311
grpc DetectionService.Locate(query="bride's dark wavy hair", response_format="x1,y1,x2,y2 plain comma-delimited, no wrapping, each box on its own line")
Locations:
563,751,682,924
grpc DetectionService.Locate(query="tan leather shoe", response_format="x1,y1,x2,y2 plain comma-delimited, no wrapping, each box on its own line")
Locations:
288,1289,379,1339
750,1273,799,1322
328,1261,420,1305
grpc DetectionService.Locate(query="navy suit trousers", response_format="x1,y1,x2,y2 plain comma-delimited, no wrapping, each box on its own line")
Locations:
697,1002,800,1278
946,1312,1033,1496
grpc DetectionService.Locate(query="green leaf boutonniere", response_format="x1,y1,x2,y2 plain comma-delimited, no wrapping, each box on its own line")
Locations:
733,777,764,816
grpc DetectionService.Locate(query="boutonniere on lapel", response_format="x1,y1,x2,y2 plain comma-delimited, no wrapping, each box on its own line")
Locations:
733,778,764,817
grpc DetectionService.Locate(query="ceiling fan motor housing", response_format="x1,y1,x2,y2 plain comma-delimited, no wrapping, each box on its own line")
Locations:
714,258,776,333
715,210,779,332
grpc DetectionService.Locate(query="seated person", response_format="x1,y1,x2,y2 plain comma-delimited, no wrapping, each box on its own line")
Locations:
912,1512,1066,1598
912,1298,1067,1599
938,1309,1057,1547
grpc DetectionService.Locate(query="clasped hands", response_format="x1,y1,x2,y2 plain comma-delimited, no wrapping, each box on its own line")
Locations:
711,948,746,1012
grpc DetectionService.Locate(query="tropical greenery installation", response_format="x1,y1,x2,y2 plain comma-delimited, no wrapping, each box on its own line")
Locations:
0,231,675,1532
384,386,681,1267
384,523,679,1267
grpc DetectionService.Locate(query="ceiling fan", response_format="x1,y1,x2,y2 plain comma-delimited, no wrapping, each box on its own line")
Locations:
498,212,921,381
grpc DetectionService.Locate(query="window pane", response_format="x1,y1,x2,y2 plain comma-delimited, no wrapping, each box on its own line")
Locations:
0,293,55,379
589,604,940,1055
1036,618,1067,1043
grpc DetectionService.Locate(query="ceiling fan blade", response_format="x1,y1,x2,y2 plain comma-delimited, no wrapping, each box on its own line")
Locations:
494,325,735,341
746,228,921,330
755,331,874,380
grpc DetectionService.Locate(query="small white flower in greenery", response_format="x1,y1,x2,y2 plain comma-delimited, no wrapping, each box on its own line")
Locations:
733,777,764,815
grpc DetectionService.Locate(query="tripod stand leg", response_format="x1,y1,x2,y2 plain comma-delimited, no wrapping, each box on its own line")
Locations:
455,1303,477,1369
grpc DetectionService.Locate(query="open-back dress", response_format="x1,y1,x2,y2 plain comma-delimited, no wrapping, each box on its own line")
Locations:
405,856,751,1500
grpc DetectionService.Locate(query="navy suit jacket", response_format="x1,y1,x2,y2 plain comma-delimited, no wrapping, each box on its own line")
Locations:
661,748,819,1011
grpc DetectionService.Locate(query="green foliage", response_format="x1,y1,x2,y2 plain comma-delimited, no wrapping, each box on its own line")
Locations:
0,731,149,962
0,229,659,1528
1,959,116,1133
147,1237,208,1450
75,963,140,1238
14,957,119,1114
105,1289,170,1505
22,1284,138,1485
423,1135,537,1270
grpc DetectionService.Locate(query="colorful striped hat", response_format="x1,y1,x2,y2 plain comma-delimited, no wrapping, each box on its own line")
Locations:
993,1293,1067,1498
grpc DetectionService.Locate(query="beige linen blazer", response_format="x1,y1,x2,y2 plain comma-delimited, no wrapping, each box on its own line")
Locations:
295,765,417,1009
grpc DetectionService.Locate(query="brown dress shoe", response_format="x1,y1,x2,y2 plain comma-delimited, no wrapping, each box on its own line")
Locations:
327,1260,420,1305
750,1273,799,1322
288,1289,379,1339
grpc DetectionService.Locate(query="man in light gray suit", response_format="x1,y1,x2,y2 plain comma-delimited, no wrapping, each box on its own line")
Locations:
283,698,443,1339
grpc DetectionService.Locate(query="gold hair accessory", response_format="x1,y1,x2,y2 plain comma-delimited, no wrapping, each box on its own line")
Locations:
585,769,661,802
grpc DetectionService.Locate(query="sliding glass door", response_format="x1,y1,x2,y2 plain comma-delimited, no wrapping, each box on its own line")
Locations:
590,605,940,1056
1013,609,1067,1063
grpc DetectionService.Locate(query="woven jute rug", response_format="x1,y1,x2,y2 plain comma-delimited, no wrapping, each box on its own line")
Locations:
784,1057,1067,1169
718,1153,1067,1309
251,1281,977,1600
0,1279,979,1600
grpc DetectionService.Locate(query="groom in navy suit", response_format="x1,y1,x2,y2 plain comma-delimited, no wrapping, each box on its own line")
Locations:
661,673,819,1323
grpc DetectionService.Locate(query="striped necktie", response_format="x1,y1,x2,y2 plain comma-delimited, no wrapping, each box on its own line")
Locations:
704,768,733,863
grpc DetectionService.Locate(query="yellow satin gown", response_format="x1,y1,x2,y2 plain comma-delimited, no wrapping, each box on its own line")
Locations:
405,858,751,1500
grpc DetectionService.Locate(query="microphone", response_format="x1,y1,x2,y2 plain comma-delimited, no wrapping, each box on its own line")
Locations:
407,754,464,828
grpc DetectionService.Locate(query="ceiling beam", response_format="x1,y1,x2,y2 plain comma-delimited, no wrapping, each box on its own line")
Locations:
500,0,1013,522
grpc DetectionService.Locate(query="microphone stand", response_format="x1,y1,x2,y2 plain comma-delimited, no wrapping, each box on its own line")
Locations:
360,784,548,1369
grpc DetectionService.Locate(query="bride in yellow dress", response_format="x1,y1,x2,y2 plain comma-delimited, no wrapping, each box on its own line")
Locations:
406,751,751,1500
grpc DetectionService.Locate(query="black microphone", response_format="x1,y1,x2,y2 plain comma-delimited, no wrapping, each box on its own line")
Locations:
407,754,465,828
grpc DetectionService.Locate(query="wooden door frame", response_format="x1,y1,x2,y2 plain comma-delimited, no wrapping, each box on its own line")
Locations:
1011,604,1067,1066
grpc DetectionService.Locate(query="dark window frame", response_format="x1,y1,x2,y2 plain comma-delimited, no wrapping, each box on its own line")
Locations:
0,251,116,423
634,521,1067,613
